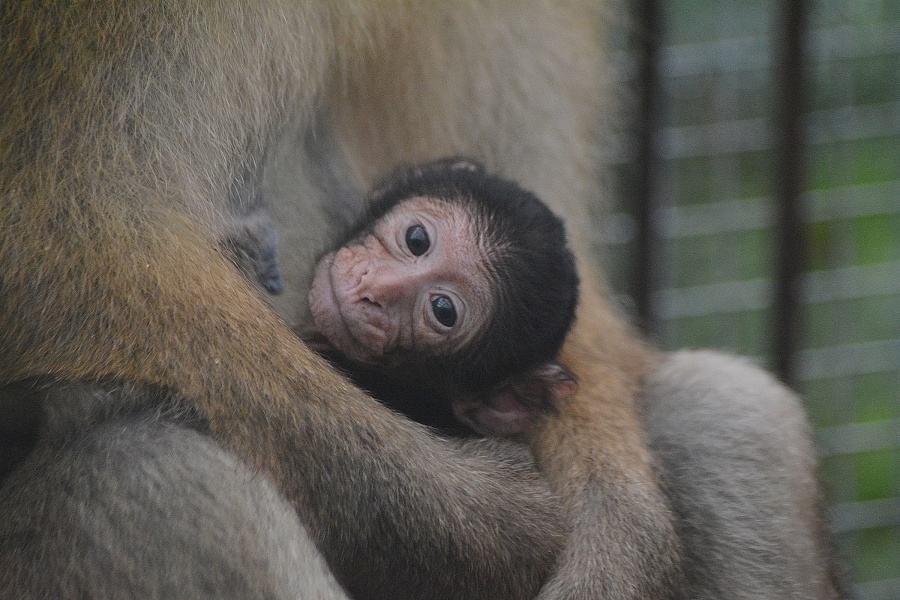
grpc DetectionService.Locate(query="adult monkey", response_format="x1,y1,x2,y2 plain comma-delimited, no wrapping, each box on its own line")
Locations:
0,2,669,598
0,2,845,600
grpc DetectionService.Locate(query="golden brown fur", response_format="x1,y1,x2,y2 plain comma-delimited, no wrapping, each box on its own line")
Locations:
529,289,681,597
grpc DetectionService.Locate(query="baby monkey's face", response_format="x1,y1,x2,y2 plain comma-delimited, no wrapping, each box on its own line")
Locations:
308,196,495,365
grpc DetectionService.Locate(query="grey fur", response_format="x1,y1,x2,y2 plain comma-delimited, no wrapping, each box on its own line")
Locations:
642,350,851,600
0,382,350,600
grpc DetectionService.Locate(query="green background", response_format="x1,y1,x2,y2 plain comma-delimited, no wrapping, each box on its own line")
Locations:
605,1,900,597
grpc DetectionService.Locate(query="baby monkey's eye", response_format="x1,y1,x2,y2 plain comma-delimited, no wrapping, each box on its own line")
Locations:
405,225,430,256
431,295,457,328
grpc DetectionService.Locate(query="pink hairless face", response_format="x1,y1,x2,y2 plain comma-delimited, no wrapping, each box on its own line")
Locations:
309,196,495,365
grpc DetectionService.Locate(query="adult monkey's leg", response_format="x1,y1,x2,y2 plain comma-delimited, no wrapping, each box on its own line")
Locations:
0,382,351,600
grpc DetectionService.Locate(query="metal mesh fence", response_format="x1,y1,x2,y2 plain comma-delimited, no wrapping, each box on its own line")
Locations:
603,1,900,597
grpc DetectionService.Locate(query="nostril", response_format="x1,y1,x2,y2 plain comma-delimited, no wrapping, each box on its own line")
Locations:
360,294,381,308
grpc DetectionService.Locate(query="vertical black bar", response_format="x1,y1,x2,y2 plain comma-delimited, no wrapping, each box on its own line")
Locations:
772,0,810,386
633,0,663,337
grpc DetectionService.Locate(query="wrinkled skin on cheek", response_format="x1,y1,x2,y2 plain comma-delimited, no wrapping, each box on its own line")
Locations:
308,242,403,363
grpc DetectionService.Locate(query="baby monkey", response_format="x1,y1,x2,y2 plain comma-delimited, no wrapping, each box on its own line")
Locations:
305,159,580,436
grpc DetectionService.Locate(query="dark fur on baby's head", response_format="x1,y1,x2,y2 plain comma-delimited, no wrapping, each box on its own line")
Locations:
360,158,579,395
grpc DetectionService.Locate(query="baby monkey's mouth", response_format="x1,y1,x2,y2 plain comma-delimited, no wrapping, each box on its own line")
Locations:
308,252,387,364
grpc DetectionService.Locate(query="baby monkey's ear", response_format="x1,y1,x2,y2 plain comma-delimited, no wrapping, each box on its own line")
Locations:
451,362,578,438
